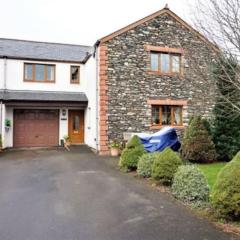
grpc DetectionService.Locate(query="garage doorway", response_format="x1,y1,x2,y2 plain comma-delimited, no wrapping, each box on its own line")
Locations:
13,109,59,147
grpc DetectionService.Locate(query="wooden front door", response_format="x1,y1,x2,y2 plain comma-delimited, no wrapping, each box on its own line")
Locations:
68,110,84,144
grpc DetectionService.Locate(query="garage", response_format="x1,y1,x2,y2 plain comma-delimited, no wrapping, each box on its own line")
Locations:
14,109,59,147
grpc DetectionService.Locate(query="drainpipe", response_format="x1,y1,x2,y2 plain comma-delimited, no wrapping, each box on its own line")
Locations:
0,57,7,143
94,41,100,152
3,57,7,90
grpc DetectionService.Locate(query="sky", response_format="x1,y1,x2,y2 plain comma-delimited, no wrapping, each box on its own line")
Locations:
0,0,196,46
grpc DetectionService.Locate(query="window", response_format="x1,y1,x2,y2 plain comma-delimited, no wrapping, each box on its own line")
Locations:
150,52,181,74
151,105,183,126
24,63,55,82
70,66,80,84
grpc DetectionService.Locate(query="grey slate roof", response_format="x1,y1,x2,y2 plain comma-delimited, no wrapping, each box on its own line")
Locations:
0,90,88,102
0,38,93,63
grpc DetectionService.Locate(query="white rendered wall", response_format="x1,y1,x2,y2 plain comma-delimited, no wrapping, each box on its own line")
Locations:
5,59,86,92
0,59,4,89
82,56,97,149
2,106,13,148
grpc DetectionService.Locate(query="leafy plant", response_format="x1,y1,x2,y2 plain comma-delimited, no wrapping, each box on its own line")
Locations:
119,135,146,171
181,116,216,163
109,140,120,149
5,119,11,127
0,134,2,147
63,135,70,141
211,152,240,220
152,148,182,185
172,165,210,203
137,153,159,177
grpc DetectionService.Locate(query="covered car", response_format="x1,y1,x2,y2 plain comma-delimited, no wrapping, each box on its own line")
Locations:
137,127,181,153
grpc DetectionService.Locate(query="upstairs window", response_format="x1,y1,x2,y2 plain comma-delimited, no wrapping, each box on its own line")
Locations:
151,105,183,126
150,52,181,74
24,63,55,82
70,66,80,84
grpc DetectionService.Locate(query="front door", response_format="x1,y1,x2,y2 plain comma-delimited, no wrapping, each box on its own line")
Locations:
68,110,84,144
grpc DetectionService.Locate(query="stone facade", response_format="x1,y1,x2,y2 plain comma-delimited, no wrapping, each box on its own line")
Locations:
99,9,218,154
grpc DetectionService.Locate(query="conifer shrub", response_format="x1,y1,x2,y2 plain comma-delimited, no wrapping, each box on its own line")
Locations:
152,148,182,185
211,152,240,220
181,116,216,163
119,135,146,171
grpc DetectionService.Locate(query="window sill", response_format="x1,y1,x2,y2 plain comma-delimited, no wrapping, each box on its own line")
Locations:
24,80,55,83
147,70,183,77
70,82,80,84
150,125,185,130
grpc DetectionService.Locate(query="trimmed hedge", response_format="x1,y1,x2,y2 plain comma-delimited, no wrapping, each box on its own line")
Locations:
211,152,240,220
172,165,210,203
137,153,159,177
152,148,182,185
119,135,146,171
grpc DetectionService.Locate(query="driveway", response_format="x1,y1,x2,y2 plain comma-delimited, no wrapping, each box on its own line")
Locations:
0,146,238,240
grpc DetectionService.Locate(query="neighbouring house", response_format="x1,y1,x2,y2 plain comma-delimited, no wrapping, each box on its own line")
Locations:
0,6,218,154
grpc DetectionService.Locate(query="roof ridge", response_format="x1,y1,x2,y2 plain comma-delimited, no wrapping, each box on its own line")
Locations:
0,37,92,48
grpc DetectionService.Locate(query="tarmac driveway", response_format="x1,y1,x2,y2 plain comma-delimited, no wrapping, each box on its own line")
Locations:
0,146,238,240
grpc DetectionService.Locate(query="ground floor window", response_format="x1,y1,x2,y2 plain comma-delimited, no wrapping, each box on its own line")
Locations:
151,105,183,126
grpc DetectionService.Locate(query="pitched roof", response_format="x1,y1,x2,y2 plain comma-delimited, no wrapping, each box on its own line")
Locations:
99,6,219,52
0,90,88,102
0,38,94,63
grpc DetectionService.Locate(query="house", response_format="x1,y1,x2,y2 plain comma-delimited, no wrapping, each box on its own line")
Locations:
0,40,97,149
0,6,218,154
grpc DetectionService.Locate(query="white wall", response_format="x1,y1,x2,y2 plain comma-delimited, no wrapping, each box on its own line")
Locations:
82,56,97,149
2,105,13,148
6,59,86,92
0,59,4,89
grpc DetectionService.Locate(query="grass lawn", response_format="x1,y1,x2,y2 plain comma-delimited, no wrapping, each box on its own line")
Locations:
197,162,226,190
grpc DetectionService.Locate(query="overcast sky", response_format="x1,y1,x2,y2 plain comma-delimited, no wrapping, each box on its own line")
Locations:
0,0,196,46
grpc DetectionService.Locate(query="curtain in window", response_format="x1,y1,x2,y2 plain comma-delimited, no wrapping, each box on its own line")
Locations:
173,107,182,125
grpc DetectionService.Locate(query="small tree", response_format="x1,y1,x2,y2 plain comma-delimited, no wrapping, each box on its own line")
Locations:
181,116,216,163
211,58,240,161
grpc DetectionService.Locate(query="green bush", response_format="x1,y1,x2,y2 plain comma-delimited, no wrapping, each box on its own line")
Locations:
119,135,146,171
152,148,182,185
181,116,216,163
137,153,159,177
126,135,142,148
211,58,240,161
172,165,210,203
211,152,240,220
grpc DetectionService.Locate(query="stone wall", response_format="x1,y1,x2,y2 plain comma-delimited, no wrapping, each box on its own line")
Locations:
100,12,217,152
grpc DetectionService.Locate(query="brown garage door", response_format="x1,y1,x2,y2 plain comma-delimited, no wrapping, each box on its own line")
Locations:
14,109,59,147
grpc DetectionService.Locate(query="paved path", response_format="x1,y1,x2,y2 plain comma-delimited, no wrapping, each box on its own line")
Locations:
0,146,238,240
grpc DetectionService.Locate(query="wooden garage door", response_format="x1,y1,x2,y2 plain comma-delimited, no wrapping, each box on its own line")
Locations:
14,109,59,147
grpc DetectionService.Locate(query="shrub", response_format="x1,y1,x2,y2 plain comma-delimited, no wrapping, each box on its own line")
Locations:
172,165,210,203
119,135,146,171
137,153,159,177
126,135,142,148
211,152,240,220
211,58,240,161
181,116,216,163
152,148,182,185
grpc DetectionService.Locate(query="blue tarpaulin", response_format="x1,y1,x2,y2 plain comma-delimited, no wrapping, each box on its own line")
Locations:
137,127,181,153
